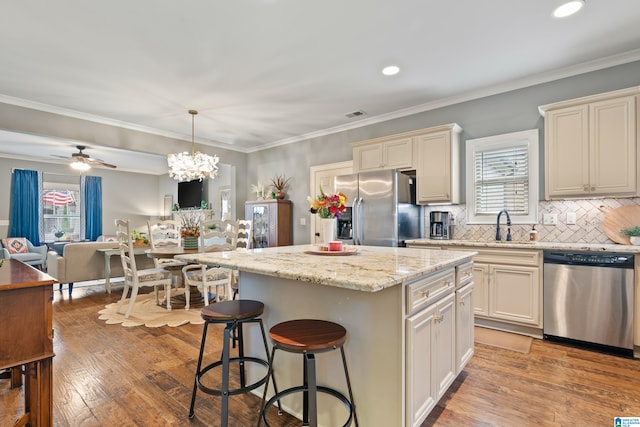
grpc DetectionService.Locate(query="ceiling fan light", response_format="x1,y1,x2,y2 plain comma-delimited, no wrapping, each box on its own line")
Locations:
553,0,585,18
70,160,91,171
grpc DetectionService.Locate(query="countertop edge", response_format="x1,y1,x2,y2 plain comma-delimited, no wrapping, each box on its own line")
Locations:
405,239,640,253
176,247,476,293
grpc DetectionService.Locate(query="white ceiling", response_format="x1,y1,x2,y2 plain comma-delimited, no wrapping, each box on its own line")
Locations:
1,0,640,171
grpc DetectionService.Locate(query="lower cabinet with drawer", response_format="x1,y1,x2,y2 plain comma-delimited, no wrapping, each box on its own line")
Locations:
405,267,459,427
408,244,543,335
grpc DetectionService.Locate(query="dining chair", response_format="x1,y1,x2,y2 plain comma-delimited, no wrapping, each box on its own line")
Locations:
182,219,238,309
115,219,173,318
147,219,187,286
230,219,252,300
236,220,252,249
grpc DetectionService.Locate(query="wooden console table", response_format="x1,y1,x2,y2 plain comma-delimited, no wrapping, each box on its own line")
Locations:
0,259,56,427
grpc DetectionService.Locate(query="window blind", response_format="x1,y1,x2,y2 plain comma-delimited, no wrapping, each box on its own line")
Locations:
474,146,529,215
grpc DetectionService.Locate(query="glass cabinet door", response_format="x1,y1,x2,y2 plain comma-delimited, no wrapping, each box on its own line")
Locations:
252,205,269,248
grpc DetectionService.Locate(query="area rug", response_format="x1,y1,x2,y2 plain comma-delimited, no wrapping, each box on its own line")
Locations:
98,291,205,328
474,327,533,354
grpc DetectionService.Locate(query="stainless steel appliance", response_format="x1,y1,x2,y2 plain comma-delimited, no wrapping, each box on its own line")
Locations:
334,169,421,247
543,250,634,356
429,211,451,240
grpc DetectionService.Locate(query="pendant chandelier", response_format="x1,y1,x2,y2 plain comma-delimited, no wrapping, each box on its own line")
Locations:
168,109,219,182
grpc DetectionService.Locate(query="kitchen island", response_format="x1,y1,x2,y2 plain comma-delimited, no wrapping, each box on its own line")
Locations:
177,244,476,427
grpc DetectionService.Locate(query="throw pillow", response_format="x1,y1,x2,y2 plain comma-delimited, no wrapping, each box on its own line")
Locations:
2,238,29,254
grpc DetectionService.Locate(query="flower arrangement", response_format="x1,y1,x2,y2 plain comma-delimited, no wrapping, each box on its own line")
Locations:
176,209,204,237
307,186,347,219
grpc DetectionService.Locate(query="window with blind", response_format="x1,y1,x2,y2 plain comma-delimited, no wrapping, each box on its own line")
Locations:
465,129,539,224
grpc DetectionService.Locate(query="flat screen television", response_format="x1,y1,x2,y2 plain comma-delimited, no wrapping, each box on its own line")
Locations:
178,179,203,208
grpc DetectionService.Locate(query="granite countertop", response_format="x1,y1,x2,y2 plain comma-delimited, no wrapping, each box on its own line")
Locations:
175,244,476,293
405,239,640,253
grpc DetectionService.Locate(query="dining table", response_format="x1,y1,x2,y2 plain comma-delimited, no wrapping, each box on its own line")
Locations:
145,247,219,308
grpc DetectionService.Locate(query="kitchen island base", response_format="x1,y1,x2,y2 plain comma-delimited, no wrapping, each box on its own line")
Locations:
241,271,404,427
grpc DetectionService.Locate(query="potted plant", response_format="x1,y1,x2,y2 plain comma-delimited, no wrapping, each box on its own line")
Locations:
270,174,292,200
620,225,640,245
131,230,149,247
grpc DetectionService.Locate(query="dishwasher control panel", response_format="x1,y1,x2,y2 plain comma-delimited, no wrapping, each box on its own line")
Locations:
543,251,634,268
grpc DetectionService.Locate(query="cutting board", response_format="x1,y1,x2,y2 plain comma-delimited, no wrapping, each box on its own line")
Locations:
600,205,640,245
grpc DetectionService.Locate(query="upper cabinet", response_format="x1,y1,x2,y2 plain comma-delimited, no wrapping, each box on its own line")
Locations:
351,123,462,204
540,87,640,200
415,124,462,204
352,136,413,172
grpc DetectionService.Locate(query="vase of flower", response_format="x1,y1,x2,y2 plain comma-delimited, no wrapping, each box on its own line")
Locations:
322,217,337,245
183,235,199,250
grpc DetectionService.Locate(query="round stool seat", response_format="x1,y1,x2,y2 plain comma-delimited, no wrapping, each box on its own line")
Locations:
201,299,264,322
270,319,347,352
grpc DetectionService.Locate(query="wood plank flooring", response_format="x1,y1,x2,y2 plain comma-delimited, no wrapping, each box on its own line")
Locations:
2,283,640,426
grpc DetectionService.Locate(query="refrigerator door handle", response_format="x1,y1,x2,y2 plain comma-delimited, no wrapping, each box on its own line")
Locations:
356,197,364,245
351,199,358,245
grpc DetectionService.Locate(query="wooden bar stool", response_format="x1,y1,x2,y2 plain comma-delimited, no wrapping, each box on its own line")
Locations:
189,300,280,426
258,319,358,427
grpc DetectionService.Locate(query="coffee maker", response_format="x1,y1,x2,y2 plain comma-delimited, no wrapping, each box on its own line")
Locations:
430,211,451,240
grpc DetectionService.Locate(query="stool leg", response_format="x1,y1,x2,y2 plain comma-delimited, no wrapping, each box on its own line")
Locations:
303,353,318,427
221,322,233,427
237,322,246,388
340,347,358,427
258,319,282,414
189,322,209,418
258,346,278,427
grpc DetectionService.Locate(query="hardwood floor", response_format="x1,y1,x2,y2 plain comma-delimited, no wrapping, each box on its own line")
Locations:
2,283,640,426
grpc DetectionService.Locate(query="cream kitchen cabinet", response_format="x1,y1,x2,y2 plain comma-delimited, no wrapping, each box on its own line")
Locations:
415,123,462,204
352,136,413,172
455,261,474,374
540,88,639,199
405,269,456,427
406,243,543,334
457,247,542,328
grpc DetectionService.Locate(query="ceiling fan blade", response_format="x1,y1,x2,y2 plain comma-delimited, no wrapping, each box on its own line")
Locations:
88,159,117,169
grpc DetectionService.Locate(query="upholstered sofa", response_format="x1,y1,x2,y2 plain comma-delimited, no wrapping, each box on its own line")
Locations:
46,241,155,294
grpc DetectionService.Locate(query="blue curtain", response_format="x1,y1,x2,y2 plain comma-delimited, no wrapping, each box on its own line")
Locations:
9,169,42,244
82,175,102,241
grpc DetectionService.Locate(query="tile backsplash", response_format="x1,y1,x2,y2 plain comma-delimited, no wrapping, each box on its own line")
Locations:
424,198,640,244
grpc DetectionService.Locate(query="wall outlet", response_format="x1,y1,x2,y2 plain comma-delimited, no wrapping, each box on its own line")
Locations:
543,213,558,225
566,211,577,225
300,217,306,226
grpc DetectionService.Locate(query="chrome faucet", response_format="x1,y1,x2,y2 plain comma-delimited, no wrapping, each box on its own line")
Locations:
496,209,512,241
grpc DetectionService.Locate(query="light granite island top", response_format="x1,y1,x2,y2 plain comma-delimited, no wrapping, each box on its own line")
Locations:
175,243,476,292
177,244,476,427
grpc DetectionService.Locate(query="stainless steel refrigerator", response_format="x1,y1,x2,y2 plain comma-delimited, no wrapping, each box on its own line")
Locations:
334,169,422,247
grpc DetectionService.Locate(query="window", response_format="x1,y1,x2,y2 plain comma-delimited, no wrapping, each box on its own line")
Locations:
465,129,539,224
42,182,81,242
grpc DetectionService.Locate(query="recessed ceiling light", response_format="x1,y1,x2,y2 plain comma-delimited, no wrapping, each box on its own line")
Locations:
382,65,400,76
553,0,585,18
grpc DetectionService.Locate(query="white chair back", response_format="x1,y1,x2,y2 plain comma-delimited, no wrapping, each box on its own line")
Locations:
200,219,238,252
237,220,252,249
147,220,182,249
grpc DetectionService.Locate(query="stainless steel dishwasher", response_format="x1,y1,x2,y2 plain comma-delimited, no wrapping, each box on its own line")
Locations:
543,250,634,356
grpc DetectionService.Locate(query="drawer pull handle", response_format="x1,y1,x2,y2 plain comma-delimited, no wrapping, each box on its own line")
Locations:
420,290,430,298
460,301,465,307
434,314,444,323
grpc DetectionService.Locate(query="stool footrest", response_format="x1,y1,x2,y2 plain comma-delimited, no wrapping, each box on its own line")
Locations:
197,356,270,397
261,385,354,427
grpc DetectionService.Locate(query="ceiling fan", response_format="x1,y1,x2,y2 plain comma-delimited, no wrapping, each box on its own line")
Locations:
55,145,117,170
